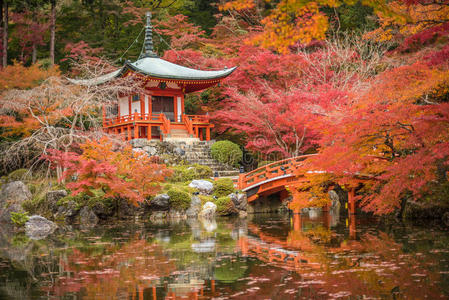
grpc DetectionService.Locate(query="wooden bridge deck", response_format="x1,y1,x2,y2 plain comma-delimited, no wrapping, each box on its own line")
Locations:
237,154,357,214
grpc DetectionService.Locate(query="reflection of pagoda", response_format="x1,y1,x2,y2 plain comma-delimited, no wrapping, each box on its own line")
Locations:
96,12,235,141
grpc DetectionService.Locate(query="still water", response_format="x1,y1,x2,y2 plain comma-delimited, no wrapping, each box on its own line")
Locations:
0,212,448,299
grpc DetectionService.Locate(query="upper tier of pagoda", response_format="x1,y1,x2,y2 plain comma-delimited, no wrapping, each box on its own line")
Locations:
71,12,236,93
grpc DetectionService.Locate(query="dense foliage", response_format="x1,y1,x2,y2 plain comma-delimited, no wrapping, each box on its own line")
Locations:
44,138,172,206
0,0,448,217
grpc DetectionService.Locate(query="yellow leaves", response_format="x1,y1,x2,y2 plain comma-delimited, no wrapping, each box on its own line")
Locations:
250,1,328,53
219,0,258,11
364,1,449,42
0,62,60,91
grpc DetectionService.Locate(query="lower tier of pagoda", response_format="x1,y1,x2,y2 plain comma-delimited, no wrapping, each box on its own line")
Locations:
102,113,213,141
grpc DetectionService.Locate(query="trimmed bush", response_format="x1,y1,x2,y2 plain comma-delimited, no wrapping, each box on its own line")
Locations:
167,188,191,210
213,178,235,198
169,164,213,182
211,141,242,168
214,196,237,216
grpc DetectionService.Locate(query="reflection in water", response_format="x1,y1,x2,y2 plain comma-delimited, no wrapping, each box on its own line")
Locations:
0,210,448,299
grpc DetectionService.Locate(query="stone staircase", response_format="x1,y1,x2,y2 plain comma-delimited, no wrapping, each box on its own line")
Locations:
183,141,240,177
169,128,191,139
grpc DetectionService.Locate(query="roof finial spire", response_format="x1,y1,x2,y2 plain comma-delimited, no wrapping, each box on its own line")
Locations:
140,11,158,59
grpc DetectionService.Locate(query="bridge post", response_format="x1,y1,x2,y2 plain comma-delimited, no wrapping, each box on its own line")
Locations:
349,214,357,239
293,213,301,231
348,187,356,215
238,173,244,190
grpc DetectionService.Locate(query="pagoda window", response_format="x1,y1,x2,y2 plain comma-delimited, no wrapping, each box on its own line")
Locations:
132,94,140,102
152,96,174,122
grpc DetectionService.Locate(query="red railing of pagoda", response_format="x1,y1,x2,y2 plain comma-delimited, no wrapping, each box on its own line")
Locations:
182,114,194,135
161,114,171,134
184,114,210,123
238,154,318,191
103,113,164,127
103,113,210,127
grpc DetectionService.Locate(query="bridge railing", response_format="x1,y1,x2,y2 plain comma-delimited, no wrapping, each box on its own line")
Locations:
238,154,317,190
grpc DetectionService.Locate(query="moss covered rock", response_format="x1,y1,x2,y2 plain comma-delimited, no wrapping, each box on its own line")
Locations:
214,196,238,216
169,164,213,182
213,178,235,198
167,188,191,211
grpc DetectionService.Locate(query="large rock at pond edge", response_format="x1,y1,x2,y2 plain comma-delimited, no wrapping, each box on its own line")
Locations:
25,215,57,240
186,196,202,218
92,202,114,219
189,180,213,194
0,181,31,223
143,146,157,156
198,202,217,219
56,200,79,219
173,147,185,156
229,193,247,211
151,194,170,210
130,138,150,148
46,190,67,212
79,206,99,228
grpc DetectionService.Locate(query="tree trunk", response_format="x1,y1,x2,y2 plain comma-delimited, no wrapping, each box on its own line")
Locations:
0,0,3,68
49,0,55,65
32,43,37,64
2,0,7,67
32,11,37,64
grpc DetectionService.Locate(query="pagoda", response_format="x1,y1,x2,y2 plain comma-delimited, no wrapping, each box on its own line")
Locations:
86,12,235,141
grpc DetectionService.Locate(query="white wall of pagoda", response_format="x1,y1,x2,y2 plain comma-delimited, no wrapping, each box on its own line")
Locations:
119,96,128,116
131,100,140,114
177,96,182,122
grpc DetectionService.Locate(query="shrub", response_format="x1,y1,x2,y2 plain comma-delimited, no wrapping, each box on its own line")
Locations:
214,196,237,216
10,211,29,227
169,164,212,182
211,141,242,168
167,188,191,210
213,178,235,198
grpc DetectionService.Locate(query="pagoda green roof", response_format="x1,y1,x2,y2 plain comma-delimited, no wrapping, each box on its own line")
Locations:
126,57,236,81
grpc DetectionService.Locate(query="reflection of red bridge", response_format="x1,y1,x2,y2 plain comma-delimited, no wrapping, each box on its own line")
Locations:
237,155,357,214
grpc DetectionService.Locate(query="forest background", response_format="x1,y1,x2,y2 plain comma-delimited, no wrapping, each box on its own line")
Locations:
0,0,448,216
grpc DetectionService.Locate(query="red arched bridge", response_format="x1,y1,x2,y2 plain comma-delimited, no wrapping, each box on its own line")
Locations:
237,154,357,214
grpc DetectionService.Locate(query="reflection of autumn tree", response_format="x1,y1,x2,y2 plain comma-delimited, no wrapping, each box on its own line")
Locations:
244,216,444,298
44,237,176,298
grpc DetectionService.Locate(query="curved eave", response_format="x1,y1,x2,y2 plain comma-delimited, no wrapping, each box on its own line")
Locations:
67,69,122,86
124,61,237,81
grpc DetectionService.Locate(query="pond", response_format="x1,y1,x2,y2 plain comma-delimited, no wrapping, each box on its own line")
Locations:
0,211,448,299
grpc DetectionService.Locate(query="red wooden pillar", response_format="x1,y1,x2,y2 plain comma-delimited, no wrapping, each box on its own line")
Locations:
152,286,156,300
348,187,356,215
206,127,211,141
211,279,215,294
138,285,144,300
127,125,131,141
128,96,132,117
199,128,204,141
194,126,199,138
147,125,151,140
